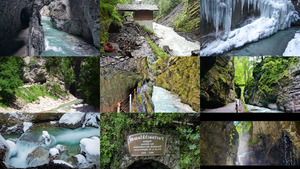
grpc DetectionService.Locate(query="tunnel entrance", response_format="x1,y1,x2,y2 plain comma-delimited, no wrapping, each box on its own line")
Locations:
127,160,170,169
21,8,30,29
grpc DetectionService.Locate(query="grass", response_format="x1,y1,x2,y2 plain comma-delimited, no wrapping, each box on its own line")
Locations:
136,22,154,35
15,83,65,103
145,37,169,58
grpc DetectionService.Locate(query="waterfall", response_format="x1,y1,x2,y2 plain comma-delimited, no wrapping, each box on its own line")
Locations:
200,0,300,56
283,131,298,166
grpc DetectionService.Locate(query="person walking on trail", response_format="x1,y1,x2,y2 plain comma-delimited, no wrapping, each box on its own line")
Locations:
236,99,239,113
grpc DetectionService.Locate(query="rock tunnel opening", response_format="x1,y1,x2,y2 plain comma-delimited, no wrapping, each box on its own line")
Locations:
21,8,30,29
127,160,170,169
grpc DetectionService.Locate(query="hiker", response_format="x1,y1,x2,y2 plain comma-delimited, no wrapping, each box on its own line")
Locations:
236,99,239,113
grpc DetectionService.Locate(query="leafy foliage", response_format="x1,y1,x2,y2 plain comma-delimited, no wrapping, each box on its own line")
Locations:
145,37,169,59
44,57,75,89
100,113,200,168
0,56,24,107
173,0,200,32
100,0,131,53
78,57,100,108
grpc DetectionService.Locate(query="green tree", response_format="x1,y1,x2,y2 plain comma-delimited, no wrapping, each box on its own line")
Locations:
78,57,100,108
0,57,24,106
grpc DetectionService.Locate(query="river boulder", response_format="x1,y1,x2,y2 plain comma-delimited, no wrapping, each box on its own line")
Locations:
0,135,9,167
26,146,50,167
79,136,100,168
59,112,85,129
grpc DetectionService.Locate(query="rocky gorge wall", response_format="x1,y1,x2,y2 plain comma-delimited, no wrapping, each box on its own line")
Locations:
0,0,54,56
200,57,235,109
100,56,154,113
246,121,300,165
48,0,100,48
244,59,300,112
153,57,200,112
200,121,239,165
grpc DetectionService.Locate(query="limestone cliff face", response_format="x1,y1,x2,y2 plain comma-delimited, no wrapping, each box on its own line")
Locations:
100,56,153,113
245,59,300,112
200,57,235,109
277,62,300,113
200,121,239,165
246,121,300,165
153,57,200,112
49,0,100,48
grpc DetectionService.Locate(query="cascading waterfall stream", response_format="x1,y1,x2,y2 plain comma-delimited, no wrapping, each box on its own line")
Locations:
200,0,300,56
151,86,195,112
6,126,99,168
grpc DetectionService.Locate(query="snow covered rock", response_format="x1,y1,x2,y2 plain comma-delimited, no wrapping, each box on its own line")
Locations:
6,140,17,158
23,122,33,133
59,113,85,129
82,113,100,128
53,160,73,168
74,154,89,168
283,30,300,56
0,134,9,163
55,144,66,153
79,136,100,168
42,131,51,147
49,148,59,158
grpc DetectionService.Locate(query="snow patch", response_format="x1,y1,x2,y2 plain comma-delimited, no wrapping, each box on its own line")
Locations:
23,122,33,133
42,131,51,147
53,160,73,168
75,154,89,168
82,113,99,128
49,148,59,157
59,112,85,125
283,30,300,56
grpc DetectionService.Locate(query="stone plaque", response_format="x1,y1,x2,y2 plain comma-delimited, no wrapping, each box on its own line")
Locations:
128,133,167,156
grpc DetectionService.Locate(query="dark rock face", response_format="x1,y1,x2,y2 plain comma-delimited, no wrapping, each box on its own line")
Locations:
0,0,54,56
49,0,100,48
200,57,235,109
106,22,155,57
200,121,239,165
0,135,9,168
277,62,300,113
248,122,300,165
100,56,153,113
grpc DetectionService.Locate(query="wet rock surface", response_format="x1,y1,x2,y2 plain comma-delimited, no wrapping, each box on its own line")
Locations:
200,57,235,109
100,56,153,113
154,57,200,112
49,0,100,48
200,121,239,165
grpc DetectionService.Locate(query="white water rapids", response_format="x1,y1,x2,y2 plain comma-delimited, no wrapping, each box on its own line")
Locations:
152,86,195,112
153,23,200,56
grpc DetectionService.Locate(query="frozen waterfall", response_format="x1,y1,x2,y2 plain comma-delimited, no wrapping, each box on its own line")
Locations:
200,0,300,56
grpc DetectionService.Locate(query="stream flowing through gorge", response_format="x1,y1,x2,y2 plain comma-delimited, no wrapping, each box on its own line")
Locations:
246,104,285,113
152,86,195,112
3,126,99,168
40,17,99,56
153,23,200,56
